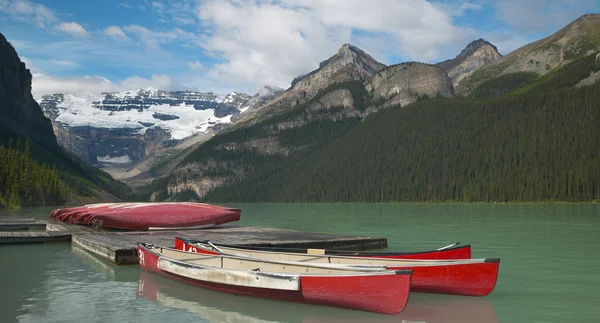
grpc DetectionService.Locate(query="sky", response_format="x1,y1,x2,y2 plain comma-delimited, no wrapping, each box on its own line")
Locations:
1,0,599,98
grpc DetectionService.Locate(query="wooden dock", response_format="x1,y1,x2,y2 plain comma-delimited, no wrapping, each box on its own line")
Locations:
0,217,48,231
1,219,388,265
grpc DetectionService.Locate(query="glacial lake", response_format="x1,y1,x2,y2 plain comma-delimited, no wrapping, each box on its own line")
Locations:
0,203,599,323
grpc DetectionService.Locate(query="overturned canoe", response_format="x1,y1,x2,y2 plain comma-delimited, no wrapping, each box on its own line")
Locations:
137,243,412,315
50,202,241,230
175,239,500,297
175,237,471,260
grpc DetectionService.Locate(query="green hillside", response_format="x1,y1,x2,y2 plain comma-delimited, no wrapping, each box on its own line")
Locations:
199,54,600,203
0,128,131,208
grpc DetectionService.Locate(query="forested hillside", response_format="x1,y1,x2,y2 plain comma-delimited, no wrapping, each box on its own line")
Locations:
0,139,70,208
202,53,600,203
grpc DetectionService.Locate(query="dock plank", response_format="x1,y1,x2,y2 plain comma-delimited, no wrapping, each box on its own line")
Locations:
0,231,71,244
0,217,47,231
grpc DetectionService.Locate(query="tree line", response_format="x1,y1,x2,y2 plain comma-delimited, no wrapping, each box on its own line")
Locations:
199,53,600,203
0,138,70,208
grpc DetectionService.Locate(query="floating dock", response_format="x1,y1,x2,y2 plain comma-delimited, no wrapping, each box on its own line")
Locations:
0,218,388,265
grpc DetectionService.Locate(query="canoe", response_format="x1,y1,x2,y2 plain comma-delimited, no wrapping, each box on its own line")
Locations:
137,271,498,323
137,242,412,315
175,237,471,260
174,239,500,297
49,202,241,230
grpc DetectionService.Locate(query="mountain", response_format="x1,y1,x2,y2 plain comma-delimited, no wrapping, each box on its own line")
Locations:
365,62,454,110
0,32,130,207
231,85,284,122
0,34,58,150
457,14,600,95
205,76,600,203
148,44,454,201
38,85,283,177
248,43,386,122
437,39,502,87
147,15,600,204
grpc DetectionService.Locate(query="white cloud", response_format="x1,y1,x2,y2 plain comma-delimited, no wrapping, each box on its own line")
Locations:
196,0,473,91
104,26,129,40
120,74,172,90
47,59,78,68
123,25,197,48
0,0,56,28
188,60,204,69
434,1,483,17
117,2,132,9
494,0,597,32
31,73,173,99
173,17,195,25
151,1,165,12
55,21,88,37
32,74,119,99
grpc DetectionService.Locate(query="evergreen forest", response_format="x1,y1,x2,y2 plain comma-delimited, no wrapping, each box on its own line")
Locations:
193,53,600,203
0,139,70,208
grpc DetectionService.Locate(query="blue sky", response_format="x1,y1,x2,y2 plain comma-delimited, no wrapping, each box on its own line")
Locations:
1,0,598,97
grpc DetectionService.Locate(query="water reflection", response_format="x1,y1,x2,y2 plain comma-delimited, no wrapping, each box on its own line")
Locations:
136,272,498,323
71,245,139,282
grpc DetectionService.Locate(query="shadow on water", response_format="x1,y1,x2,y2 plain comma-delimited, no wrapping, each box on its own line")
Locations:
136,271,498,323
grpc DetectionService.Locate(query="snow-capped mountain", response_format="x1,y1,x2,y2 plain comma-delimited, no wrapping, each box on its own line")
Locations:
38,87,279,166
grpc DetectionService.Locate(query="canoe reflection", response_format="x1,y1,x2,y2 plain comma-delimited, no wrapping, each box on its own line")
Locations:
136,272,498,323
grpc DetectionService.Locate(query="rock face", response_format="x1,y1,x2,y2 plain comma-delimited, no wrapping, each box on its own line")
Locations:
575,52,600,88
457,14,600,95
437,39,502,87
0,33,58,150
258,44,385,115
365,62,454,109
231,85,284,122
39,88,276,166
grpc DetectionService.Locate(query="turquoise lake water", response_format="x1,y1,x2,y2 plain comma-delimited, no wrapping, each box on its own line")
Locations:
0,203,598,323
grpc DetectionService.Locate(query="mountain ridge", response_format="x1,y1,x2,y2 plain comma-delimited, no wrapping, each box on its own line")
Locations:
437,38,502,87
456,13,600,95
155,43,455,201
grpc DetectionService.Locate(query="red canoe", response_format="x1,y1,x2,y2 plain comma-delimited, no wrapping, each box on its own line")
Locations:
137,243,412,315
137,271,498,323
175,239,500,297
49,203,241,230
174,237,471,260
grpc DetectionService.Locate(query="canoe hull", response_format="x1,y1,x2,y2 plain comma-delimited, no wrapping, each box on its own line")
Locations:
49,203,241,231
175,238,499,297
137,244,411,315
387,260,499,296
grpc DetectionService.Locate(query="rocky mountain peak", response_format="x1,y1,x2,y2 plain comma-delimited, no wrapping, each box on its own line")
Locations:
438,38,502,87
0,33,59,150
262,44,385,113
458,39,500,59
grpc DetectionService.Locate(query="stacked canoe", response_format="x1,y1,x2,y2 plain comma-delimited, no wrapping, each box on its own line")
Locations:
50,202,241,230
137,238,501,315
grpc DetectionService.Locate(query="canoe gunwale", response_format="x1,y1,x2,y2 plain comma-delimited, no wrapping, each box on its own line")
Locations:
140,243,411,275
180,240,495,266
175,236,472,257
